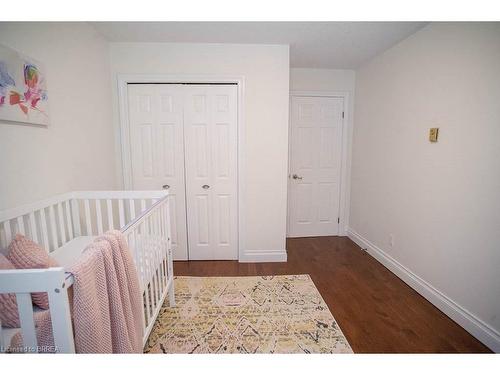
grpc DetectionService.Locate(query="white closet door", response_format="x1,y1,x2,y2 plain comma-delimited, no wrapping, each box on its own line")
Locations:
288,96,343,237
128,84,189,260
183,85,238,260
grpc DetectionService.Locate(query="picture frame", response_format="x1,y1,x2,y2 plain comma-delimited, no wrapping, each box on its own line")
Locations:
0,43,50,126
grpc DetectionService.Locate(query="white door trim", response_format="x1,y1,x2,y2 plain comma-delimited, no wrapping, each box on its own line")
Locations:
117,74,246,261
288,90,351,236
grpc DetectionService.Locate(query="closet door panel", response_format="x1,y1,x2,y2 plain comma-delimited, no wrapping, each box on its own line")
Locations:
194,194,210,246
211,87,238,259
159,123,176,177
193,124,209,178
128,84,189,260
184,85,238,260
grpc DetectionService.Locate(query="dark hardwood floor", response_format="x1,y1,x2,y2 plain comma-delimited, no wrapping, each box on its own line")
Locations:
174,236,491,353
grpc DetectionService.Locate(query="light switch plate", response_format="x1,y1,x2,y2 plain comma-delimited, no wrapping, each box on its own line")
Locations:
429,128,439,142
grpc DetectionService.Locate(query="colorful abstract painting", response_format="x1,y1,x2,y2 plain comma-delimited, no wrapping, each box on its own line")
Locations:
0,44,49,126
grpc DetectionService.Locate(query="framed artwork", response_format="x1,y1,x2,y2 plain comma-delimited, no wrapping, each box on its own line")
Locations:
0,44,50,126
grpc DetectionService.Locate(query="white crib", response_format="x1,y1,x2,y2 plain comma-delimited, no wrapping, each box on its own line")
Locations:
0,191,175,353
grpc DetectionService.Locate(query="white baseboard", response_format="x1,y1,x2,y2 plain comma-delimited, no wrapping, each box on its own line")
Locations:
347,228,500,352
239,250,287,263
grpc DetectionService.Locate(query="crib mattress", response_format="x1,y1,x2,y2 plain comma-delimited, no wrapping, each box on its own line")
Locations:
50,236,96,268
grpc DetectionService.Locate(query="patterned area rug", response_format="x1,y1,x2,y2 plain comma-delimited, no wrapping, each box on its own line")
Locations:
144,275,353,353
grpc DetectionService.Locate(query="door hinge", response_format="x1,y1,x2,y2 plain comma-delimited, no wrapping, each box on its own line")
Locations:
342,111,345,119
337,217,340,224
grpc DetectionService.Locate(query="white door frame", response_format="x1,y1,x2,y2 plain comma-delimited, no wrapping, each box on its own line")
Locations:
288,90,351,237
117,74,246,260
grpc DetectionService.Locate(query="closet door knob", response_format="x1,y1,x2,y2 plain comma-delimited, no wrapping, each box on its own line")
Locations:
162,184,170,190
202,184,210,189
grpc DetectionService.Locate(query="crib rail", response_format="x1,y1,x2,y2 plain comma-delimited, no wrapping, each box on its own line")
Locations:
0,192,74,254
122,195,175,345
70,191,167,238
0,191,167,254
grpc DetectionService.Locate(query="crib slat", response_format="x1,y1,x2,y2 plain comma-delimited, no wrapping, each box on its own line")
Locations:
143,220,151,287
118,200,125,228
155,265,162,306
167,201,173,264
159,207,166,297
84,200,92,236
95,200,103,235
151,214,160,309
153,212,162,301
64,201,73,239
161,205,167,281
16,293,38,352
167,199,175,307
57,203,67,244
49,205,58,250
39,209,49,250
141,221,152,323
135,222,150,325
165,200,175,299
16,216,26,236
158,205,167,293
47,285,75,353
140,221,147,287
152,211,160,300
129,199,136,220
159,206,166,299
140,199,146,214
28,212,38,243
134,232,144,288
71,199,81,237
160,208,167,293
106,199,114,230
146,216,157,308
4,220,12,245
128,232,139,283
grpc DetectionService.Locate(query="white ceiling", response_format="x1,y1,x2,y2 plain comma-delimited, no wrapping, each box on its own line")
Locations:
91,22,427,69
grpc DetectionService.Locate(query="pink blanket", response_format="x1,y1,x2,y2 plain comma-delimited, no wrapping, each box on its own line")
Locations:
89,231,143,353
10,231,143,353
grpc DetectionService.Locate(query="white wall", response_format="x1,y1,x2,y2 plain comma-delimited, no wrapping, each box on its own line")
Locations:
290,68,355,92
0,23,116,209
289,68,356,235
350,23,500,351
109,43,290,259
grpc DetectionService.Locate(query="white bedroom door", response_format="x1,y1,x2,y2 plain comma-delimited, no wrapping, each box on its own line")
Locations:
127,84,189,260
288,95,344,237
183,85,238,260
127,83,238,261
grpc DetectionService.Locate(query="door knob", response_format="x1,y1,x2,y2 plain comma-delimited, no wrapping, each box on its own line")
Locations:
292,174,303,180
162,184,170,190
202,184,210,189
